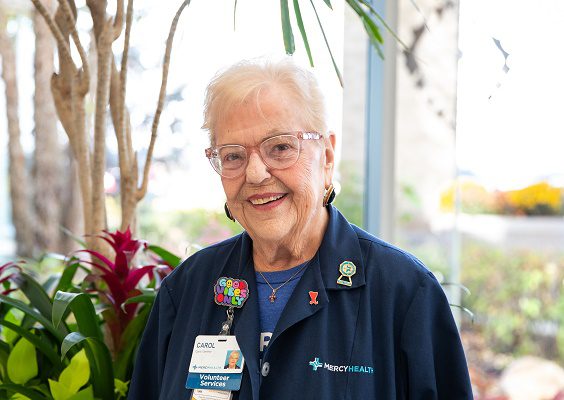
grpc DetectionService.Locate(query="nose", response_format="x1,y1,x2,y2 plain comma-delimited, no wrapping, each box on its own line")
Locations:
245,151,271,184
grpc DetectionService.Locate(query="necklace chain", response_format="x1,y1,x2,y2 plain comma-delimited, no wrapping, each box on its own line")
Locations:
258,263,308,303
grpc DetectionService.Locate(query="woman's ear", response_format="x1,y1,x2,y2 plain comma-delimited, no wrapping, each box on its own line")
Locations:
324,132,337,187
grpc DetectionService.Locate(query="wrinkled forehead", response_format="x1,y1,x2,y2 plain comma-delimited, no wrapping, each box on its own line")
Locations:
214,87,308,146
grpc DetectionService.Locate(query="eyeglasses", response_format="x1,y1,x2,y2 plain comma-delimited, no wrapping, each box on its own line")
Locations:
205,131,322,178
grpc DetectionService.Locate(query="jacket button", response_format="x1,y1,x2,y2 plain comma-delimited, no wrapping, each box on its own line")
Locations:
261,362,270,377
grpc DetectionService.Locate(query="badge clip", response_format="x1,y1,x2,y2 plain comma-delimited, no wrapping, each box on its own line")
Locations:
219,307,235,336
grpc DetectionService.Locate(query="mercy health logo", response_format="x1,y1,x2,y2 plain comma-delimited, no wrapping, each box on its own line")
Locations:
309,358,323,371
308,357,374,374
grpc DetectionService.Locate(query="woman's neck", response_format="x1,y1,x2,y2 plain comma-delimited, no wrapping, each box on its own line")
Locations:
252,208,329,272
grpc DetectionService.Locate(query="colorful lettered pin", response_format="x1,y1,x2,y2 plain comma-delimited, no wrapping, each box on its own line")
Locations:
337,261,356,287
308,291,319,305
214,277,249,308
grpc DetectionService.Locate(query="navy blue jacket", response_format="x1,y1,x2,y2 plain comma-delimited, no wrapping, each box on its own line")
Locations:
129,206,473,399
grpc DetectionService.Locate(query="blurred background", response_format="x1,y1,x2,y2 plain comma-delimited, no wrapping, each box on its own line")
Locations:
1,0,563,398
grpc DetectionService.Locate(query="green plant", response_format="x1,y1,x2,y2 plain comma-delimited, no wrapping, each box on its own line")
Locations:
333,161,363,227
272,0,396,86
460,242,564,362
0,230,179,399
138,206,243,255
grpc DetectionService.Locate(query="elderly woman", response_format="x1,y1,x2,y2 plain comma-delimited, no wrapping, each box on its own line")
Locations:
129,60,472,399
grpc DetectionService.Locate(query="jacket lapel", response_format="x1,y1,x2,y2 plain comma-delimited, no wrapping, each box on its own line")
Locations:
269,253,329,344
268,206,367,345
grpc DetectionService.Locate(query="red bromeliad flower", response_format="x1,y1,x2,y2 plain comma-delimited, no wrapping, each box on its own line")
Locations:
77,228,157,352
0,261,22,296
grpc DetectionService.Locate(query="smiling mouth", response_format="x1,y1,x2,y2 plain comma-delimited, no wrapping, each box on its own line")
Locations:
248,194,286,205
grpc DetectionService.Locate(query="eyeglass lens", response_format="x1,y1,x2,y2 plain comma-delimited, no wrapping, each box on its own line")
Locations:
212,135,301,177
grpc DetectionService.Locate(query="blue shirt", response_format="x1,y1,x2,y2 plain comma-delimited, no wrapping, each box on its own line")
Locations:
255,263,308,358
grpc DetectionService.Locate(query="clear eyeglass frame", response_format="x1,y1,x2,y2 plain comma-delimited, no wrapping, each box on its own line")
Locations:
205,131,322,179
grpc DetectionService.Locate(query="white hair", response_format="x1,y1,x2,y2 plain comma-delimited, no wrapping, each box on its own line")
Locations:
202,59,327,145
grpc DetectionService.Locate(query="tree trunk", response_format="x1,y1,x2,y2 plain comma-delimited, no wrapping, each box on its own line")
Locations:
33,0,63,253
0,16,35,257
60,151,83,254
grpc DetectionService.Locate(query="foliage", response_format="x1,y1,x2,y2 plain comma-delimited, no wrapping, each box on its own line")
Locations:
503,182,563,216
333,161,364,227
276,0,391,86
138,206,243,256
440,179,496,214
460,242,564,363
0,230,179,399
440,179,563,216
0,262,22,296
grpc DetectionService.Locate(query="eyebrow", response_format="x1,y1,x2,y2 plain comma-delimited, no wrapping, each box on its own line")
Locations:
216,129,296,147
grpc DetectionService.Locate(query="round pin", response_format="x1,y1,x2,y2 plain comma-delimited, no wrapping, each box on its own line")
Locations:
337,261,356,287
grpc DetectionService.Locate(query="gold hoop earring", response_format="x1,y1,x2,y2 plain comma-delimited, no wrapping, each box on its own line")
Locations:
224,202,235,222
323,184,336,207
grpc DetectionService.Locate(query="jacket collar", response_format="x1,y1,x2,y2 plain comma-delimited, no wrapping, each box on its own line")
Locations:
317,205,366,290
235,205,366,291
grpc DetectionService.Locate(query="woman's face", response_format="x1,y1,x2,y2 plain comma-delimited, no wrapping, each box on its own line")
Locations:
228,351,240,368
215,88,334,248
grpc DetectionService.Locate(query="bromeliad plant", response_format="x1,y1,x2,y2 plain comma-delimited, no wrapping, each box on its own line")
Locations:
0,229,180,399
78,228,170,356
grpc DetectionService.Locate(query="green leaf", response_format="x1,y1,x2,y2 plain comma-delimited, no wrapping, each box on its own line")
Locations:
113,306,151,380
122,292,156,307
0,341,10,380
345,0,383,57
7,338,38,384
293,0,314,67
10,393,32,400
309,0,343,87
0,384,48,400
52,292,102,342
2,309,22,344
114,379,128,398
322,0,333,9
54,262,79,295
49,379,73,400
145,245,181,267
356,0,407,49
0,320,62,369
346,0,383,43
0,294,65,343
59,349,90,394
60,333,114,400
280,0,295,55
60,227,87,248
15,272,53,321
67,386,94,400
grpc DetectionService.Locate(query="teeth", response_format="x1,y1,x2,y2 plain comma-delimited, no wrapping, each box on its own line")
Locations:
250,194,284,205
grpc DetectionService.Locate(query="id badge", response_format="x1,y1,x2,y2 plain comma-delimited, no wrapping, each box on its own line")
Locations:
186,335,245,393
191,389,232,400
